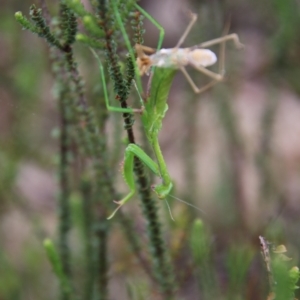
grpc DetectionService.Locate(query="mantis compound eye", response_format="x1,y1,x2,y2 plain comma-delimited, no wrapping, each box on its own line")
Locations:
150,184,156,191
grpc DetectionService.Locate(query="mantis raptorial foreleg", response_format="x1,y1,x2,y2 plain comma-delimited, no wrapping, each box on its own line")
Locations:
107,144,162,219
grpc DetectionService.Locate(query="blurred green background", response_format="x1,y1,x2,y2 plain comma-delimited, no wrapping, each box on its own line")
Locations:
1,0,300,299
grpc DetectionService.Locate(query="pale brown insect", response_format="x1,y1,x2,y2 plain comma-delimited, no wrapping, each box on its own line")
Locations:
135,12,244,94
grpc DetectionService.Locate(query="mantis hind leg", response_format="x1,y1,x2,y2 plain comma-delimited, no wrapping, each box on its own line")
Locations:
107,143,174,219
134,4,165,50
91,48,144,114
112,2,165,93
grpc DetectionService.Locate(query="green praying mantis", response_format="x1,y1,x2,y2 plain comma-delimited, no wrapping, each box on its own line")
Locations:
95,2,244,219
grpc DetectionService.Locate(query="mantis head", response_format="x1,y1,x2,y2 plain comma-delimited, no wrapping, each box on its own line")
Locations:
151,182,173,200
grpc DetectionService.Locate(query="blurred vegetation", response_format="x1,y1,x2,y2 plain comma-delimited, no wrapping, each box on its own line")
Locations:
1,0,300,299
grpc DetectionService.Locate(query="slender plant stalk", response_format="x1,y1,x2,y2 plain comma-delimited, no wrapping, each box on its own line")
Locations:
97,1,176,298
